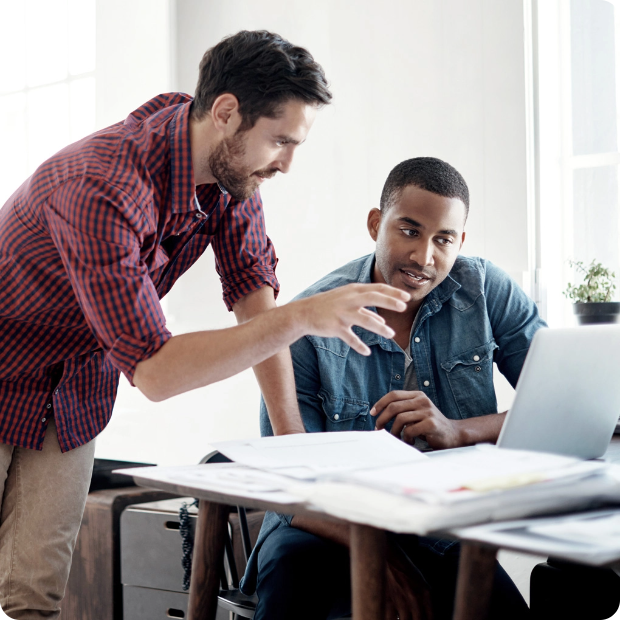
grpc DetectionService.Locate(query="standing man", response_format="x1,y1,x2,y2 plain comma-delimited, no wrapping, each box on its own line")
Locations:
0,31,408,618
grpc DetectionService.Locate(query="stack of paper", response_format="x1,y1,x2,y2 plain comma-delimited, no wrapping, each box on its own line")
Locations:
209,431,620,534
117,431,620,536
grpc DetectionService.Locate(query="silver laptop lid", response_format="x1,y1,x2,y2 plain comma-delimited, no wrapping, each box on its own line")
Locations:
497,325,620,459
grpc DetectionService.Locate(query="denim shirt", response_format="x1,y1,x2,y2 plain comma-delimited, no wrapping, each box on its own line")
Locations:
240,253,547,594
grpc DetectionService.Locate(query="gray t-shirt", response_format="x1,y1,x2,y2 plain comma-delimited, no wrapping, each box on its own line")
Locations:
394,319,431,451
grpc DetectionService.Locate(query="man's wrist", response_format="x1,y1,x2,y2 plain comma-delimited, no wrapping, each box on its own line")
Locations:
274,301,307,343
272,422,306,435
453,419,473,447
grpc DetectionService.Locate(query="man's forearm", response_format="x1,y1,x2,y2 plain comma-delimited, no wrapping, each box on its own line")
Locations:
133,304,304,401
455,411,507,446
133,282,409,402
233,287,305,435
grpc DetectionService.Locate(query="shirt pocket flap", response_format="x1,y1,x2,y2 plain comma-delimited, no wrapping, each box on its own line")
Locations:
318,389,370,423
440,340,498,373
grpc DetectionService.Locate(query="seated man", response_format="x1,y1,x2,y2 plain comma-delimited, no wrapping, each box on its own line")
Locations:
240,157,545,619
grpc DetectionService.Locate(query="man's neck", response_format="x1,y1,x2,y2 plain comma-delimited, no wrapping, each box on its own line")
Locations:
378,300,423,351
189,115,219,186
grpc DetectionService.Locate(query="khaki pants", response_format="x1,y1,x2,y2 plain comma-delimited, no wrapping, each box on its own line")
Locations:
0,420,95,619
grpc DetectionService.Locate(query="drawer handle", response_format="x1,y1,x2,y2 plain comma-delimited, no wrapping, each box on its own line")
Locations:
167,608,185,618
165,521,181,531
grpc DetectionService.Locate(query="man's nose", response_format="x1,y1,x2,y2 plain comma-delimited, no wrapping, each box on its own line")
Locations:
410,240,434,266
275,146,296,174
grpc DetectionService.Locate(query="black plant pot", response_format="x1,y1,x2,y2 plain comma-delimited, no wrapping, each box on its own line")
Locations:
573,302,620,325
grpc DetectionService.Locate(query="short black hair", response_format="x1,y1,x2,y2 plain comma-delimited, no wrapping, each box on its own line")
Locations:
192,30,332,129
380,157,470,219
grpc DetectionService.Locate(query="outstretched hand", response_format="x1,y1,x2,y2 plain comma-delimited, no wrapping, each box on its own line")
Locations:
290,283,410,355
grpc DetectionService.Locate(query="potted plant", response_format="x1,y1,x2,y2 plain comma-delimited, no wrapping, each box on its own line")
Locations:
564,259,620,325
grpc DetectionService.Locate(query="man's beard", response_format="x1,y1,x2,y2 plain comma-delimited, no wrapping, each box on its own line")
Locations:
207,131,254,200
208,131,277,201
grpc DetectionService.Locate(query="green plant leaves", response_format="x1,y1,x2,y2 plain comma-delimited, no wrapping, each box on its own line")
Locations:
563,259,617,303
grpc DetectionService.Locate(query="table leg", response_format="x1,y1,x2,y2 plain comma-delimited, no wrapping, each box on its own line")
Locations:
187,500,230,620
452,542,498,620
350,524,387,620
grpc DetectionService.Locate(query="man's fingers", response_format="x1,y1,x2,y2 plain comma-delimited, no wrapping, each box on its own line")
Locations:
389,411,427,437
374,395,424,429
359,307,385,322
370,391,418,417
340,329,371,356
355,289,409,313
350,309,395,339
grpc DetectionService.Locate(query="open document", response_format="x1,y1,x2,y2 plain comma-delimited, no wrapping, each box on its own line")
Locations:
212,429,427,479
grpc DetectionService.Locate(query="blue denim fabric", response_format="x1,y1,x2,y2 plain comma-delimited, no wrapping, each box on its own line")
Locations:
240,253,546,594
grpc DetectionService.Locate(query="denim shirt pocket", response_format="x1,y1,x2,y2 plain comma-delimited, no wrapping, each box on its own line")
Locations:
440,340,499,419
318,389,370,431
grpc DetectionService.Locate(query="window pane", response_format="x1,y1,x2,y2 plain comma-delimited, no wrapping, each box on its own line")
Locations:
572,165,620,276
0,1,26,94
26,0,68,88
570,0,617,155
67,0,95,75
27,82,69,172
70,77,95,142
0,93,27,206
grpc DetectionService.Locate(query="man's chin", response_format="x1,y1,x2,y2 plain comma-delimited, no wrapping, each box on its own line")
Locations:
220,181,257,201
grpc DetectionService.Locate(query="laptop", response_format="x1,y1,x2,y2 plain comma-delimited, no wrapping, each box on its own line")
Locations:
496,324,620,459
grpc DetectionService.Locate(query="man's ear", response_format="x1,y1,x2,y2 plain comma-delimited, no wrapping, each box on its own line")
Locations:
459,231,466,251
367,208,382,242
210,94,242,135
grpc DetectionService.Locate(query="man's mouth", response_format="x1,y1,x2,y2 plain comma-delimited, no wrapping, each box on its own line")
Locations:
254,170,278,183
400,268,433,287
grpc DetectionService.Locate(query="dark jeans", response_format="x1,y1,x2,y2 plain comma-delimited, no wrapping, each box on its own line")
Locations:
254,526,530,620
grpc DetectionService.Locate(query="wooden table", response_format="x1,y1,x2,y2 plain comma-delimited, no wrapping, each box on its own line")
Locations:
126,437,620,620
125,466,496,620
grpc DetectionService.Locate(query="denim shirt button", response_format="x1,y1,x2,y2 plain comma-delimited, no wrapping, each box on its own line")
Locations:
423,380,430,387
395,374,401,380
473,355,480,361
414,337,421,343
333,414,340,421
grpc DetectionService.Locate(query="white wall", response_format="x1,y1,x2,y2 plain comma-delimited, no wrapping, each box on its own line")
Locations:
95,0,174,129
95,0,532,465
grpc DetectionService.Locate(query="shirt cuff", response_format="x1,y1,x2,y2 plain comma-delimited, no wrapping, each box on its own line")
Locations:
221,266,280,311
277,512,294,527
106,328,172,384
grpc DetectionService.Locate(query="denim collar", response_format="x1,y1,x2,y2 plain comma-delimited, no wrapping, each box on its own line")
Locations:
353,253,462,351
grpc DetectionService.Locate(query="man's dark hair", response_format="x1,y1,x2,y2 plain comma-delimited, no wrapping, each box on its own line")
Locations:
380,157,470,220
192,30,332,129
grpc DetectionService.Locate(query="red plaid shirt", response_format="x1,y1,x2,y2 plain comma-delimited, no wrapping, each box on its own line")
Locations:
0,93,279,452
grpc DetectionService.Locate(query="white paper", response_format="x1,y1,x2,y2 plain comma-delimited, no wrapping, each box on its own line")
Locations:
337,446,603,497
291,467,620,535
115,463,302,504
212,430,427,479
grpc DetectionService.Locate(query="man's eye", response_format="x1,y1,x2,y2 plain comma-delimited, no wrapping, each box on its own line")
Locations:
275,140,284,147
402,229,418,237
437,238,453,246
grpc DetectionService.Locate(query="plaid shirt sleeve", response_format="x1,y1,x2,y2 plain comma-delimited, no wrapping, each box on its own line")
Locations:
44,177,171,383
212,190,280,310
